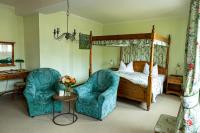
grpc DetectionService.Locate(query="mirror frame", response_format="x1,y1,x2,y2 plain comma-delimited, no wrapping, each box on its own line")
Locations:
0,41,15,67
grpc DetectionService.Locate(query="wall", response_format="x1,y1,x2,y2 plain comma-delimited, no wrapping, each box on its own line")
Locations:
39,12,104,82
0,4,25,70
0,4,25,92
24,14,40,70
0,3,189,92
103,16,188,75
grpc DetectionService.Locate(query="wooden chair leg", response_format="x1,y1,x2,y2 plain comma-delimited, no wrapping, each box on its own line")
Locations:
12,92,15,100
12,89,17,100
13,82,26,98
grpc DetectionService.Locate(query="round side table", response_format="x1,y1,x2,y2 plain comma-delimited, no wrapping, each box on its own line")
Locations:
52,93,78,126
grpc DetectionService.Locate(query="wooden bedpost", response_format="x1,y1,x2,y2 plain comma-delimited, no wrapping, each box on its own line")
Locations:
120,47,122,61
166,35,171,76
89,31,93,77
147,25,155,111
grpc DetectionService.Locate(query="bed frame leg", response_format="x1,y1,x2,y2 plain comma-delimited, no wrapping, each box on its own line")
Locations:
147,105,150,111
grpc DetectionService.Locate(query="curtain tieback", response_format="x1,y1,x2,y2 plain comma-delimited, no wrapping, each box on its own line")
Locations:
182,92,199,109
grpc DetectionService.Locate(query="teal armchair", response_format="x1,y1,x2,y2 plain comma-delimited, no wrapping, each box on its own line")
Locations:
24,68,65,117
74,69,120,120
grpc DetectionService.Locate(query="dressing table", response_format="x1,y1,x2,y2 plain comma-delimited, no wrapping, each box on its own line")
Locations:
0,70,29,96
0,69,29,80
0,41,29,96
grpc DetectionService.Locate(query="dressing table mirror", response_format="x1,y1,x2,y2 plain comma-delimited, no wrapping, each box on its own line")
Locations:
0,41,15,67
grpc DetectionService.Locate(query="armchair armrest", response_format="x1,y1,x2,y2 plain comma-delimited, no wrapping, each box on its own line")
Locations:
73,82,93,97
23,83,36,102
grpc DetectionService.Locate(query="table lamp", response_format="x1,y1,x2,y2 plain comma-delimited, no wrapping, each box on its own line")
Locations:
15,59,24,70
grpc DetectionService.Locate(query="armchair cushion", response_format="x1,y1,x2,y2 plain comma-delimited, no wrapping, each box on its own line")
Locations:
78,92,100,105
98,87,115,103
74,82,93,97
34,90,55,103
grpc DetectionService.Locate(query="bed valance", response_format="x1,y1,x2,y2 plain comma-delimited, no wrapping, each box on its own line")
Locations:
93,39,150,47
79,32,169,49
93,39,168,47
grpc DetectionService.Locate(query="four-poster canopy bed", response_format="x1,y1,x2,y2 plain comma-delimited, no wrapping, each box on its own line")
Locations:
87,25,171,111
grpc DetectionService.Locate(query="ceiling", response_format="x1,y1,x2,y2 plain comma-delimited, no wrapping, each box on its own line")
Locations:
0,0,190,23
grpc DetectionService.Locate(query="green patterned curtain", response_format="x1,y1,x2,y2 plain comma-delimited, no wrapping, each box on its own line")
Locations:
175,0,200,132
121,40,151,63
121,40,167,67
154,45,167,67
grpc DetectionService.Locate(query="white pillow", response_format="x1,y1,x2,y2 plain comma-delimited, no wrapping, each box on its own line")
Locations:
143,63,149,75
152,64,158,77
119,61,127,71
143,63,158,77
119,61,134,73
126,61,134,73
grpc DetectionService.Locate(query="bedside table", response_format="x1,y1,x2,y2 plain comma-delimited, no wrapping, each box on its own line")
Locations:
166,75,183,96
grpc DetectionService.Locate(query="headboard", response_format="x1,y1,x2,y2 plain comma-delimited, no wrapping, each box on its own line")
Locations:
133,61,167,75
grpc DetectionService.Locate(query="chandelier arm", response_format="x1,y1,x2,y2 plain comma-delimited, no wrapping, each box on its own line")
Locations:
54,33,67,40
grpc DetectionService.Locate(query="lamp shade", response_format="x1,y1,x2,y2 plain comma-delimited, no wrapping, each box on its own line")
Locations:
15,59,24,63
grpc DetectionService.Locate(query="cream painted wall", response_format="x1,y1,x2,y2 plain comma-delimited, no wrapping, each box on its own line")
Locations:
24,14,40,70
103,17,188,75
0,4,25,92
0,4,25,70
39,12,103,82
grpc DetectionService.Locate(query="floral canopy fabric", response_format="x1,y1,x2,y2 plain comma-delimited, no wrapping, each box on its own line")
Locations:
121,40,168,67
176,0,200,132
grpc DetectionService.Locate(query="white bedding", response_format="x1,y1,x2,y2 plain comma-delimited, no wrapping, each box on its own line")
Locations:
115,71,165,102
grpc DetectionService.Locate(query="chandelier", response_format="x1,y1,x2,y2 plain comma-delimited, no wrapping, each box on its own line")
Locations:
53,0,76,41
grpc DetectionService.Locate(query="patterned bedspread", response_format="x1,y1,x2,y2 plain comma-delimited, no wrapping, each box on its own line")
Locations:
115,71,165,102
